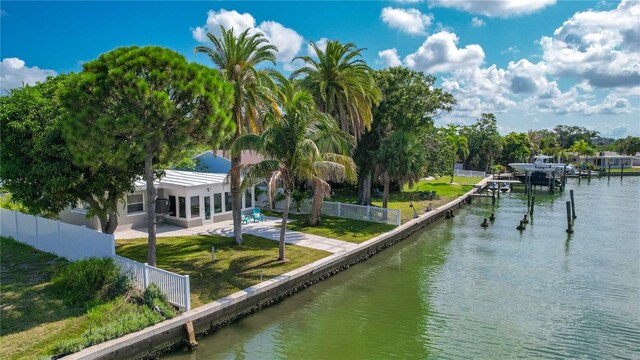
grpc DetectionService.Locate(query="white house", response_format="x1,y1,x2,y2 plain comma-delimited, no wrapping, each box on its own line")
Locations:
567,151,638,169
59,170,255,232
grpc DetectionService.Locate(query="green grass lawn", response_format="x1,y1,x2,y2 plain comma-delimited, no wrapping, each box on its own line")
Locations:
332,176,483,223
116,234,330,308
262,210,396,243
0,237,170,360
599,166,640,173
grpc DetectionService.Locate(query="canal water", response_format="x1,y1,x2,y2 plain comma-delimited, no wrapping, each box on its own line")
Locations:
167,177,640,359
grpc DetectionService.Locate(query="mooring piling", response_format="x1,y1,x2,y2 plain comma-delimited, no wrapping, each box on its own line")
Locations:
621,164,624,179
565,201,574,233
608,164,611,180
551,171,556,194
570,189,576,219
529,195,535,216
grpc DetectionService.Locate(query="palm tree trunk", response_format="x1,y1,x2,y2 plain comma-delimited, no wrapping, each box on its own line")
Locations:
382,174,390,209
450,161,455,184
278,193,290,261
356,170,372,205
230,152,243,245
309,180,324,226
144,149,157,267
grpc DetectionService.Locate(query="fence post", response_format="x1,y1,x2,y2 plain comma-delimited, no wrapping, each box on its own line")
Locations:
367,206,371,221
111,234,116,256
184,275,191,311
34,215,39,248
397,210,401,226
143,263,149,288
337,203,341,217
14,210,19,240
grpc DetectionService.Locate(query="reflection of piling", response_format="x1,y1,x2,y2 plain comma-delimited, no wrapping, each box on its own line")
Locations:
570,189,576,219
530,196,535,216
608,164,611,180
621,164,624,179
565,201,573,233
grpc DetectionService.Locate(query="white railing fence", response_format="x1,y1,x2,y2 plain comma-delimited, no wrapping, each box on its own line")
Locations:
0,208,115,261
112,255,191,311
270,199,401,226
455,169,486,178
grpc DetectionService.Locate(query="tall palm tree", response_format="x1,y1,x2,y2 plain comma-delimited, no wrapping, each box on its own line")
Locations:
291,40,381,139
292,40,381,220
195,27,278,245
445,125,469,184
570,139,595,167
230,82,355,260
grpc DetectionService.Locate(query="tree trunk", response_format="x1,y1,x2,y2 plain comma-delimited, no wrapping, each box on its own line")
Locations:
230,152,243,245
97,211,119,234
144,149,157,267
356,170,372,205
278,193,290,261
450,161,455,183
309,180,325,226
382,174,390,209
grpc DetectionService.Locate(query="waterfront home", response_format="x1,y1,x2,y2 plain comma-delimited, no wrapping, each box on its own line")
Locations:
59,170,255,231
567,151,638,169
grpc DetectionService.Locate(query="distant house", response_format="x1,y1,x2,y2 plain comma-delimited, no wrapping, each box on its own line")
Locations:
191,150,263,174
567,151,638,169
59,170,255,232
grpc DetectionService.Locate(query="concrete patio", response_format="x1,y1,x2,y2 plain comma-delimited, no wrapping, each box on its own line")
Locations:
114,217,357,254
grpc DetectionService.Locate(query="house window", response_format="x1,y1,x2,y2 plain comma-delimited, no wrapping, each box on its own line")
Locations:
244,190,252,208
169,196,176,217
224,192,232,212
178,197,186,218
190,196,200,218
127,194,144,214
214,193,222,214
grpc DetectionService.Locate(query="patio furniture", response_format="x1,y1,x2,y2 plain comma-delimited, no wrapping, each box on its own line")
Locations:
241,214,251,224
252,208,265,222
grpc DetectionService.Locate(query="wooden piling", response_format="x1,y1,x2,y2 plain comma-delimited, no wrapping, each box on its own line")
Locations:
551,171,556,194
565,201,573,233
570,189,576,219
608,164,611,180
621,164,624,179
530,195,535,215
184,321,198,349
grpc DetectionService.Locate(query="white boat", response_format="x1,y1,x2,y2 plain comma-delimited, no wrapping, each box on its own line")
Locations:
509,155,574,174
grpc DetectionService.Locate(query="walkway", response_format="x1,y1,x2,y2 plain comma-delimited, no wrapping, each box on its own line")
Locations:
114,217,357,254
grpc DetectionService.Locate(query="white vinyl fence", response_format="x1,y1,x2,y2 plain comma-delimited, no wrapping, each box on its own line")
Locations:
455,169,486,178
0,208,114,260
112,255,191,311
271,199,401,226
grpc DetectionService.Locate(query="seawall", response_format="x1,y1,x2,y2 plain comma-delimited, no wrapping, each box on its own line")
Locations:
65,177,491,360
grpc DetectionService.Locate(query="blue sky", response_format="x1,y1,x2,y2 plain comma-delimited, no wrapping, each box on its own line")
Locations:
1,1,639,138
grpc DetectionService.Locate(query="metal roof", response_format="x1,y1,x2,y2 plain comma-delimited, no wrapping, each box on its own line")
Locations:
135,170,228,190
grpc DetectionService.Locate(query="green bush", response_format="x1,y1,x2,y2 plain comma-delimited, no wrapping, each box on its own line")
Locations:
52,257,131,305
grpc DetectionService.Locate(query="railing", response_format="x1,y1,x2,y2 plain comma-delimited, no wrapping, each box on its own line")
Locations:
112,255,191,311
271,199,401,226
0,208,115,261
455,169,486,178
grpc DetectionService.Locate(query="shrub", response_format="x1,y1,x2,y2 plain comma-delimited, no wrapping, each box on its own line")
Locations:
52,257,131,305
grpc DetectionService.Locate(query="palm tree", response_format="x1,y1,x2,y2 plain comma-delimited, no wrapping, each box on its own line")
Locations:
375,131,425,210
569,139,595,167
445,125,469,184
291,40,381,139
195,27,278,245
230,81,355,260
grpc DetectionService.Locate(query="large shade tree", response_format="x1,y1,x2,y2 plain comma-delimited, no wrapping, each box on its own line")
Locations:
444,125,469,183
501,132,532,165
62,46,233,266
461,113,502,172
356,67,454,204
0,75,142,233
230,80,355,259
292,40,381,208
195,26,278,245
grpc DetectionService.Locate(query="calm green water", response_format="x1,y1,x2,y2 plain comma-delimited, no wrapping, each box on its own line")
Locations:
168,177,640,359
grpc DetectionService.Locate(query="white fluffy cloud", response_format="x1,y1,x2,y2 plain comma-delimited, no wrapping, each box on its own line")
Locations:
192,9,304,68
471,17,486,27
430,0,556,17
378,48,402,67
0,58,57,94
540,0,640,88
381,7,433,35
404,31,485,72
